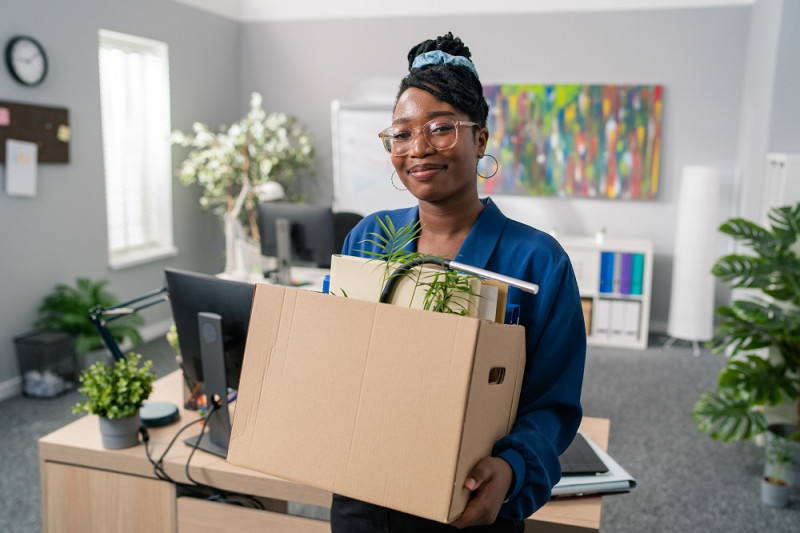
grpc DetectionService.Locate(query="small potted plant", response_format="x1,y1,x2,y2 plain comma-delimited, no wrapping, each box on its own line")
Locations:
762,432,795,507
36,277,143,360
73,353,156,449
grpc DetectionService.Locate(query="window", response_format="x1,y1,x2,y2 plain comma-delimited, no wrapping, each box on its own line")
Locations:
98,29,176,269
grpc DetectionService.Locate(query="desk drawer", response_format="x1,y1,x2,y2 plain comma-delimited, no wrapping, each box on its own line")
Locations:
177,497,329,533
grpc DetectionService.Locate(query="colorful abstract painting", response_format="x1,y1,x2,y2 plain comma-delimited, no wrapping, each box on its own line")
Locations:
479,84,663,200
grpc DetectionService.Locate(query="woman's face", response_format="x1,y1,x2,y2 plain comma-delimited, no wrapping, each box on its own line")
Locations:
390,87,488,205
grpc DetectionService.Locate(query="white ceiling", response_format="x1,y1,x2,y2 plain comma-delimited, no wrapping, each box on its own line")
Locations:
170,0,756,22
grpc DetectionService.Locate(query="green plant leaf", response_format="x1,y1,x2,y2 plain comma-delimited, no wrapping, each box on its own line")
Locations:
768,203,800,246
718,218,773,250
692,390,768,441
35,278,144,355
717,355,799,406
73,353,155,419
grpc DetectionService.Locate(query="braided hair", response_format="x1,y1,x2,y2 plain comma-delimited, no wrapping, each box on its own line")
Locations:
397,32,489,128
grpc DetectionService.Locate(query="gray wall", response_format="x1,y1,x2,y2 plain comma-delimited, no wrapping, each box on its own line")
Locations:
769,0,800,153
239,7,753,331
0,0,241,392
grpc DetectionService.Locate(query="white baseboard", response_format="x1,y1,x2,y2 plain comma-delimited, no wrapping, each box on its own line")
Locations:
0,376,22,403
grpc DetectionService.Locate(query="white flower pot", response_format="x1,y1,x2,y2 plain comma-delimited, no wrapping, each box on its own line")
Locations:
98,412,141,449
761,477,790,508
765,424,800,489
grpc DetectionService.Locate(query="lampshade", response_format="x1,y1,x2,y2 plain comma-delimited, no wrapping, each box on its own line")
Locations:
667,166,721,342
253,181,285,202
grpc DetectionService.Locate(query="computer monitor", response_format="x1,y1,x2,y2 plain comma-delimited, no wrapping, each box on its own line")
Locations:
164,268,254,457
257,202,337,268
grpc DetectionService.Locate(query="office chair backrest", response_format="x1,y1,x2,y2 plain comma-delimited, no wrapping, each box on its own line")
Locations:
333,212,364,254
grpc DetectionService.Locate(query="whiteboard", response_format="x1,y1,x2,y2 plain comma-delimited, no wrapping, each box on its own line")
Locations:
331,101,416,215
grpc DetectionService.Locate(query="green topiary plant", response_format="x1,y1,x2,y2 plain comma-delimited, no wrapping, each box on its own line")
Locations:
73,353,156,419
692,203,800,442
36,278,143,355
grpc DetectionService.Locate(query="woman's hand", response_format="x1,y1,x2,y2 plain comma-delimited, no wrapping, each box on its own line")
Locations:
449,456,513,529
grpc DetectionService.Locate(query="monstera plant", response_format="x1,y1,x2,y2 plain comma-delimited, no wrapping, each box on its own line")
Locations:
692,203,800,442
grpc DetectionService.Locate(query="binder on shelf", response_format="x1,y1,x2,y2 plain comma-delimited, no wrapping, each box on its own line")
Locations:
619,253,633,295
599,252,615,293
623,300,642,340
609,300,626,341
612,252,622,293
591,299,611,338
630,253,645,295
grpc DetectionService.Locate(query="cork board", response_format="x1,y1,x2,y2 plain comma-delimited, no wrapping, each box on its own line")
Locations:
0,100,70,163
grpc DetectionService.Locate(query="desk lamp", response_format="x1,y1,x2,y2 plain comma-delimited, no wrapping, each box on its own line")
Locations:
88,286,179,427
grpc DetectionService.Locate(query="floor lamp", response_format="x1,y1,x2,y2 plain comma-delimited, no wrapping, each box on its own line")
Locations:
665,166,721,356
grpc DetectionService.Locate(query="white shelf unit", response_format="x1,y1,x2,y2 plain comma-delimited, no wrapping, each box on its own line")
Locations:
558,236,654,350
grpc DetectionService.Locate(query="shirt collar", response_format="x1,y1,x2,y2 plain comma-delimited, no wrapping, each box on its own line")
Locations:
456,197,507,269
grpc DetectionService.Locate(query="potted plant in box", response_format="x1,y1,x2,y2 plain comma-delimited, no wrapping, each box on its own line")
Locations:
73,353,156,449
692,203,800,487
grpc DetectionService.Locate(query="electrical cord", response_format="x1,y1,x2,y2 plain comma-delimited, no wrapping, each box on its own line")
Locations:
182,400,266,510
141,405,264,510
141,416,204,483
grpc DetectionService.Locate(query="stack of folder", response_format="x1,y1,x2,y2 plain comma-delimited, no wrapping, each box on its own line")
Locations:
554,431,637,497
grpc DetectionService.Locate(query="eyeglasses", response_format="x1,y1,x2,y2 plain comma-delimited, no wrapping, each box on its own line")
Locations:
378,118,478,156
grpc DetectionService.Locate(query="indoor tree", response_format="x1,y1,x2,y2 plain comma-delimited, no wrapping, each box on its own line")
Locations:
170,92,315,273
692,203,800,442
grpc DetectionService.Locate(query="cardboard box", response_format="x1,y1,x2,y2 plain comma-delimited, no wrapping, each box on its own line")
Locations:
227,283,526,523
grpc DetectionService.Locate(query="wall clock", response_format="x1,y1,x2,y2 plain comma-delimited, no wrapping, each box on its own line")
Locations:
5,36,48,87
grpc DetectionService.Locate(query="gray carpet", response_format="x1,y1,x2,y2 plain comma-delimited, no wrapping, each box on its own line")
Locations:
1,335,798,532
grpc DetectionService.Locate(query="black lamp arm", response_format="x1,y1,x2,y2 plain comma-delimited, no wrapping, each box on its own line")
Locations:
88,286,169,362
378,256,539,305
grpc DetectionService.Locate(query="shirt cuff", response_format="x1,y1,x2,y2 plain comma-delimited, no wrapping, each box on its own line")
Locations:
496,447,525,500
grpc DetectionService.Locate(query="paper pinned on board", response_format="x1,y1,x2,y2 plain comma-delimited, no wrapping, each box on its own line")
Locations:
5,139,38,197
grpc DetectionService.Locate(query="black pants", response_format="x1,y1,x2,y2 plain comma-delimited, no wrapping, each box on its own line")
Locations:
330,494,525,533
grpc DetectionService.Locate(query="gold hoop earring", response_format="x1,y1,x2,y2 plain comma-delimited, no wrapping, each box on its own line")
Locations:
390,171,407,191
477,154,499,179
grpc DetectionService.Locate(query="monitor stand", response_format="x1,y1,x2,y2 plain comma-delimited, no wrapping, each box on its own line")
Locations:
184,312,232,458
275,217,293,286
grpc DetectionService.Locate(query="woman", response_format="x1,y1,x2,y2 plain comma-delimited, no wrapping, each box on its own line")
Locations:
334,32,586,532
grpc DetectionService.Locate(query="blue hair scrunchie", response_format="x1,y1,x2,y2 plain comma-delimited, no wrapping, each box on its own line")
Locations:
408,50,479,79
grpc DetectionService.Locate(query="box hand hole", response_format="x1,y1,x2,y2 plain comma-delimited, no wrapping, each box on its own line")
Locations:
488,367,506,385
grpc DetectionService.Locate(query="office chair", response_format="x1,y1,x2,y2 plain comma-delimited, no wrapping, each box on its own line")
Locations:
333,212,364,253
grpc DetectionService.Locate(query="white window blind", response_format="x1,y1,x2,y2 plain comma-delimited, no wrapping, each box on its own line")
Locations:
98,29,176,269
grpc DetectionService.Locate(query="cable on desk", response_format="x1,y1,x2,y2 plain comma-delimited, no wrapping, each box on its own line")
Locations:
182,401,266,510
142,416,204,483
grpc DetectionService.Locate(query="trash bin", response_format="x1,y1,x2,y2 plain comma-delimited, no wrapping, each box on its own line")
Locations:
14,329,77,398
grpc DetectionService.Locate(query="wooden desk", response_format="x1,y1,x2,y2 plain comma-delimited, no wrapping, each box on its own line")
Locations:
39,371,607,533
